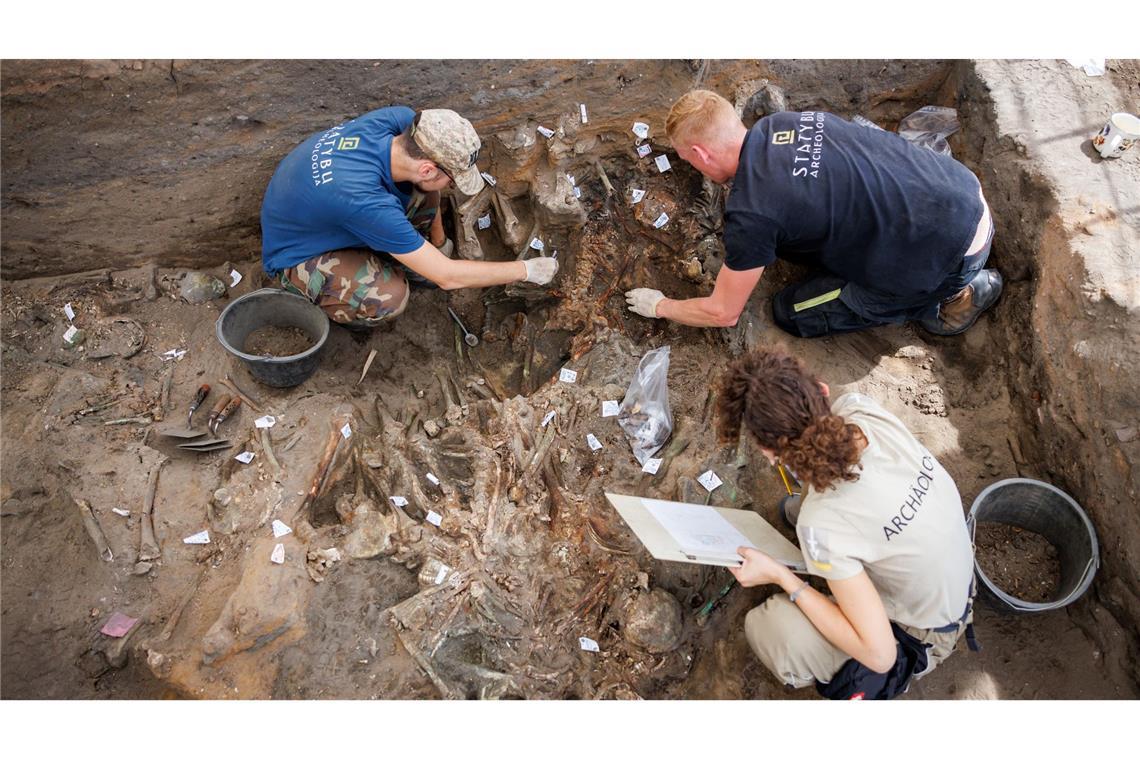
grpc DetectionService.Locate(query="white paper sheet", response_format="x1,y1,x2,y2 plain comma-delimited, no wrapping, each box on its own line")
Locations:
434,564,450,585
480,172,497,186
477,213,492,230
579,104,588,123
630,188,646,204
537,125,555,138
229,269,242,287
653,212,669,229
254,415,276,429
642,458,663,475
64,325,79,342
183,530,210,545
234,451,255,464
112,508,130,517
340,423,352,439
632,122,649,139
270,543,285,564
579,636,600,652
426,510,443,527
636,143,652,158
601,400,620,418
426,472,440,486
542,410,556,427
559,368,577,383
272,519,292,538
64,303,76,321
390,496,409,508
654,155,672,173
530,237,545,251
643,498,754,560
586,433,603,451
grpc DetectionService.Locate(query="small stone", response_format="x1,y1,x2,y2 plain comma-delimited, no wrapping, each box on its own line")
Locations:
178,272,226,304
1115,427,1138,443
423,419,441,438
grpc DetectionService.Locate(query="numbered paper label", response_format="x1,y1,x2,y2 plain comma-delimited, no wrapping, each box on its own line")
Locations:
654,213,669,229
642,458,663,475
632,122,649,139
270,543,285,564
477,214,492,230
698,470,724,492
586,433,603,451
631,188,646,204
64,303,76,321
655,155,672,173
234,451,255,464
390,496,409,508
601,400,620,418
636,144,652,158
426,510,443,527
254,415,276,429
559,368,577,383
579,636,600,652
183,530,210,545
272,520,292,538
542,411,556,427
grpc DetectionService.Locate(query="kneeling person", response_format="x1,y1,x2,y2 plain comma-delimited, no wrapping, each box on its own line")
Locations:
261,106,556,327
717,347,975,698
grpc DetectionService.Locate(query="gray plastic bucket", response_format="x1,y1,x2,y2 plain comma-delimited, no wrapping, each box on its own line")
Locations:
968,478,1099,614
215,288,329,388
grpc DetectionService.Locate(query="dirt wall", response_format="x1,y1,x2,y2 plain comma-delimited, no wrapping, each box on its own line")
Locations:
954,59,1140,672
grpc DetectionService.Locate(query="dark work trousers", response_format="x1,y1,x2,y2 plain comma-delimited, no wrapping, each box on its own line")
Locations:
771,227,994,339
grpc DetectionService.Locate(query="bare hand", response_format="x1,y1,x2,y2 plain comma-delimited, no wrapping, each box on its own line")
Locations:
523,256,559,285
729,546,786,588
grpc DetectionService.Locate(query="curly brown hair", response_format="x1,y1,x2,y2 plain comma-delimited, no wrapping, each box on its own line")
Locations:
716,347,865,492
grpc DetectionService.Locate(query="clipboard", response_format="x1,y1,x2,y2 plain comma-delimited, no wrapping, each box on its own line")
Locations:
605,492,807,572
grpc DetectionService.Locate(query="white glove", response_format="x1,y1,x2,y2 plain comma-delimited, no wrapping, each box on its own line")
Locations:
437,238,455,258
625,288,665,319
523,256,559,285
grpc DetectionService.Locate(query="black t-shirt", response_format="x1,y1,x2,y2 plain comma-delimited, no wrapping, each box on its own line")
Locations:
723,112,983,297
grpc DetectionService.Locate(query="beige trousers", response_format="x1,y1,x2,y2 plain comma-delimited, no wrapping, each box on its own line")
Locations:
743,593,969,689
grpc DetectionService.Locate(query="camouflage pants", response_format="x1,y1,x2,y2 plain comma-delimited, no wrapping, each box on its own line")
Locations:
279,189,440,327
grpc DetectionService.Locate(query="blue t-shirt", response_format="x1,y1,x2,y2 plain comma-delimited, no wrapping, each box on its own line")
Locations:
723,111,983,297
260,106,426,275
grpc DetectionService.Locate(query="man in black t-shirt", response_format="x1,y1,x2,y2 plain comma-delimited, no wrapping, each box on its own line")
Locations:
624,90,1002,338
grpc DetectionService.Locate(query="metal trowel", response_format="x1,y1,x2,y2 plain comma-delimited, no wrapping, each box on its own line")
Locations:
158,384,211,439
177,395,241,452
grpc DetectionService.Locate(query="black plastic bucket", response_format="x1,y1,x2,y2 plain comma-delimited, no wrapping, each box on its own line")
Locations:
215,288,329,388
968,478,1099,614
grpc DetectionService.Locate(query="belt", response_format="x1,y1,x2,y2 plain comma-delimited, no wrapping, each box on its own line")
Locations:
930,577,981,651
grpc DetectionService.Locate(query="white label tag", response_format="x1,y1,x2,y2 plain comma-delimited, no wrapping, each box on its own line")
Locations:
64,303,76,321
698,470,723,492
426,510,443,527
271,543,285,564
254,415,276,429
542,410,556,427
653,212,670,229
642,458,663,475
632,122,649,140
480,172,497,186
586,433,603,451
559,368,577,384
426,472,440,486
112,508,130,517
161,348,187,361
390,496,409,508
229,269,242,287
572,186,581,198
234,451,255,464
636,143,652,158
340,423,352,439
63,325,79,342
537,125,555,138
655,155,672,173
579,104,588,123
631,188,646,204
477,213,492,230
579,636,600,652
272,519,292,538
434,564,450,585
183,530,210,545
529,237,545,251
566,173,576,185
601,400,620,418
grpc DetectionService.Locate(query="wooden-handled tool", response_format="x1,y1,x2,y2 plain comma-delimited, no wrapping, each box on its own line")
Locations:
210,396,242,435
187,383,210,428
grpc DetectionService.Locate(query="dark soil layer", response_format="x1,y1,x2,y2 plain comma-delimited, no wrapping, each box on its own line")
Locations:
243,325,314,357
975,522,1061,603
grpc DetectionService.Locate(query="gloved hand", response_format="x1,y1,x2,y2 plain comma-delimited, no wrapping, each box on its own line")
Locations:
625,288,665,318
523,256,559,285
437,237,455,258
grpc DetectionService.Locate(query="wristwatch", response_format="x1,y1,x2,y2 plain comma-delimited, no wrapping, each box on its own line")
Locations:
789,580,811,604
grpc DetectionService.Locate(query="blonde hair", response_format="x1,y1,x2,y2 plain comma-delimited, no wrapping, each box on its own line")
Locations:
666,89,740,146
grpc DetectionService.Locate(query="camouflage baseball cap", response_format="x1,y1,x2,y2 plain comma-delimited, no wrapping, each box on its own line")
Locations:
411,109,484,195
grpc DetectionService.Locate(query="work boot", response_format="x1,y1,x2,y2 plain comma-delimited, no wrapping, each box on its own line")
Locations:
778,493,802,531
919,269,1004,336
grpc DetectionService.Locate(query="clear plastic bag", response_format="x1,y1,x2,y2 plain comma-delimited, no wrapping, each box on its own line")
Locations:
618,346,673,465
897,106,960,156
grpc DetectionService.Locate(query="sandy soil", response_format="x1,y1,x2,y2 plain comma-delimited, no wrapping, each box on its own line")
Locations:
2,59,1138,701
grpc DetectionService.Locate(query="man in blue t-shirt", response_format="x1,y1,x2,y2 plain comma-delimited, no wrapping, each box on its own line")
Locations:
261,107,557,327
623,90,1002,338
